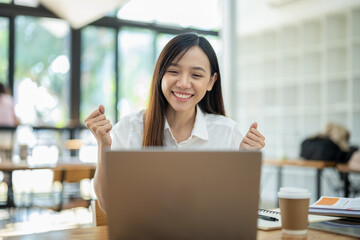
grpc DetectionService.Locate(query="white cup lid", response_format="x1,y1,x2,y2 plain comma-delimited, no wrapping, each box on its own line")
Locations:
278,187,310,199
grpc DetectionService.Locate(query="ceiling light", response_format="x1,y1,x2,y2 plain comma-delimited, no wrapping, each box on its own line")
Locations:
40,0,129,29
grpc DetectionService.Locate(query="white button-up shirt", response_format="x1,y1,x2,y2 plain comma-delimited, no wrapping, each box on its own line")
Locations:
111,106,243,150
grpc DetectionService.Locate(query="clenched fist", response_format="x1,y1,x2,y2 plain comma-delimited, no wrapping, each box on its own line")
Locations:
84,105,112,148
240,122,265,150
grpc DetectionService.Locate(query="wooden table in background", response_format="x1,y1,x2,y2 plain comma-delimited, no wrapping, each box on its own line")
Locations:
263,159,336,200
0,160,96,209
2,226,358,240
336,163,360,197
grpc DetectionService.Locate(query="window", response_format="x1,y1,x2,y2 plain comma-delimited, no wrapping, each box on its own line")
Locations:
117,28,154,118
156,33,176,59
80,26,116,123
205,35,221,56
14,16,70,127
3,3,219,128
0,17,8,84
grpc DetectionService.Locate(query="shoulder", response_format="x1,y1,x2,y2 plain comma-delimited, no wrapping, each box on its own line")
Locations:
111,110,144,149
121,110,144,123
204,113,237,129
113,110,144,131
202,112,243,148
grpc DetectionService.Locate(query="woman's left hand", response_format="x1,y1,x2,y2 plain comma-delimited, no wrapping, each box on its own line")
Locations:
240,122,265,150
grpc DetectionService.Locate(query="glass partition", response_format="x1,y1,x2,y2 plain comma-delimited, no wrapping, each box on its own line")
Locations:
156,33,175,59
80,26,116,123
117,27,154,118
14,16,70,127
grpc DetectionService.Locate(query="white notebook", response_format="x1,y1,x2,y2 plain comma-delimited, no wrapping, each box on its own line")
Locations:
257,208,341,230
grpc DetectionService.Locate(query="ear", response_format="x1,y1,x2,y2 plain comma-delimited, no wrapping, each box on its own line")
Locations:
207,73,217,91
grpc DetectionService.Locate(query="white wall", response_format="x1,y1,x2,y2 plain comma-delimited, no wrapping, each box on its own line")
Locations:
235,0,360,156
237,0,360,35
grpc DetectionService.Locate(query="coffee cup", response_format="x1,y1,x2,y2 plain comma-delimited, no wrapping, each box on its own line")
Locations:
278,187,310,236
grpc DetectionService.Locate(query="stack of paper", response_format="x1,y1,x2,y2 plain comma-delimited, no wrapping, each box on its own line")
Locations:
309,196,360,218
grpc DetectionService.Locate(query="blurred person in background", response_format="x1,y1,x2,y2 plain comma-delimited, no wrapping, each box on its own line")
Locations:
0,83,20,126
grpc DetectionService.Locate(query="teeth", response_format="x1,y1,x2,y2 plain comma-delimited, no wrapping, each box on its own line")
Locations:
173,92,192,99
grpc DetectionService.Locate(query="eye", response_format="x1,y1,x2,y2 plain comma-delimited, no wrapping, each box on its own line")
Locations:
167,70,178,75
192,74,202,78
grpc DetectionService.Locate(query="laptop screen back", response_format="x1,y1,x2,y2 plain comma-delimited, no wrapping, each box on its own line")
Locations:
104,150,262,240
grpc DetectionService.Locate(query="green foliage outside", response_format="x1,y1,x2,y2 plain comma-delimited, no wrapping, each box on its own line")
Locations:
15,16,70,127
80,26,116,123
0,17,9,84
117,27,155,119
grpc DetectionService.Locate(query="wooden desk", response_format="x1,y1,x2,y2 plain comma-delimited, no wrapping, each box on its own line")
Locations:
264,159,336,200
2,226,357,240
336,163,360,197
0,161,96,209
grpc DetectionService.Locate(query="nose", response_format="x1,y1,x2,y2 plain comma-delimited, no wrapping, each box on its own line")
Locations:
176,73,191,89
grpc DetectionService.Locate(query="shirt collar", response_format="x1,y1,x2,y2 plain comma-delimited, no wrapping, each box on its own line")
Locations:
164,105,209,141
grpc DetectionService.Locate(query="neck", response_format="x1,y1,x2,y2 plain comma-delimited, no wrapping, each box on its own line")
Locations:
166,107,196,131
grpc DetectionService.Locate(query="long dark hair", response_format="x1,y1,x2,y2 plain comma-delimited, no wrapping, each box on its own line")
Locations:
142,33,225,147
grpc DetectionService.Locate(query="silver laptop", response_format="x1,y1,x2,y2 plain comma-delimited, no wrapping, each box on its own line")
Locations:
103,150,262,240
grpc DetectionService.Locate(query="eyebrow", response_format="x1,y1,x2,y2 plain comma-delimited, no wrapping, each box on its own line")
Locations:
169,63,206,72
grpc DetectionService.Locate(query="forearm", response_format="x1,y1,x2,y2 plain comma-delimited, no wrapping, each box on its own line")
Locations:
85,105,112,213
94,144,108,213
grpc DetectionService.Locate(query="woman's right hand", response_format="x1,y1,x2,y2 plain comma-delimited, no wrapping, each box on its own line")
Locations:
84,105,112,148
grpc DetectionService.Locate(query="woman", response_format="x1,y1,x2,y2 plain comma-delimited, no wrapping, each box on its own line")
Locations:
85,33,265,211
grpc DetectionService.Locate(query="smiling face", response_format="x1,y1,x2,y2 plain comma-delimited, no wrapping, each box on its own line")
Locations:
161,46,217,115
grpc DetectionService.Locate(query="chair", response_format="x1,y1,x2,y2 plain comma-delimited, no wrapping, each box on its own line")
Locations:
64,139,83,151
52,166,96,211
64,139,83,157
91,199,107,226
